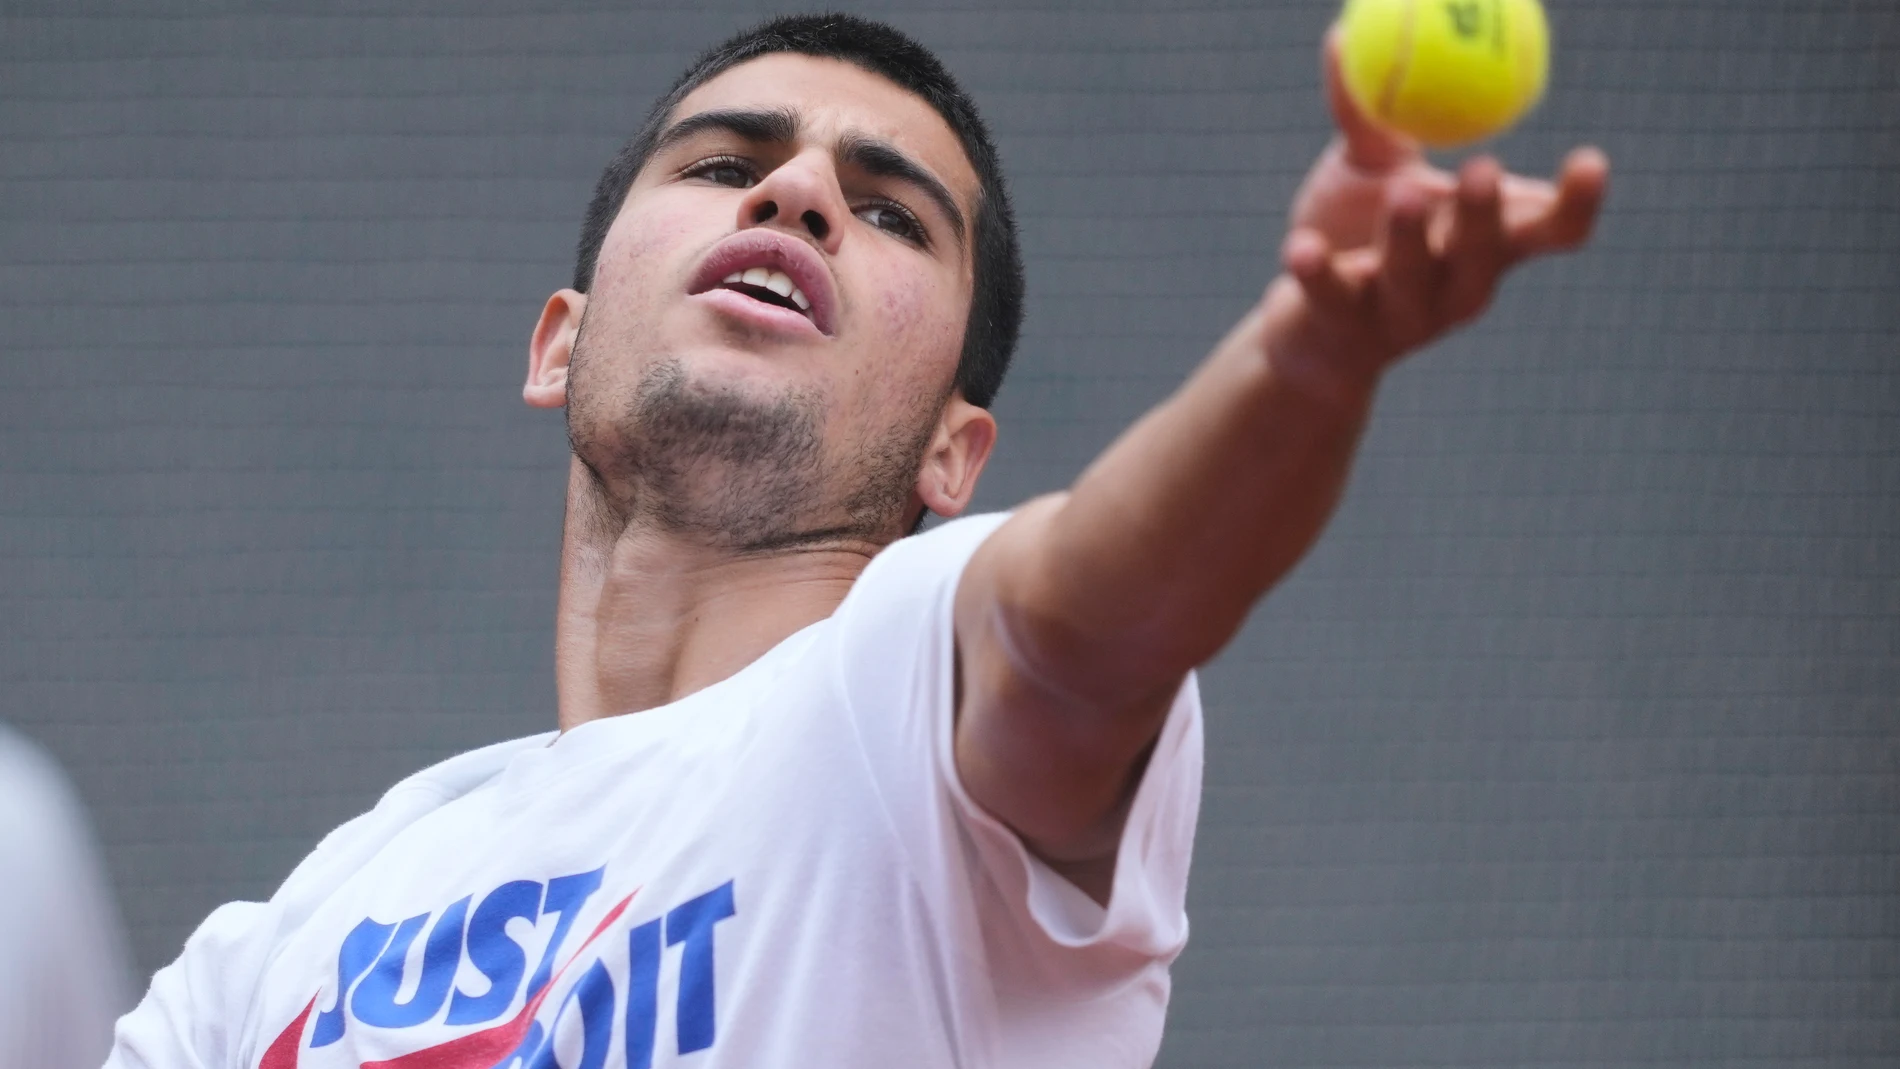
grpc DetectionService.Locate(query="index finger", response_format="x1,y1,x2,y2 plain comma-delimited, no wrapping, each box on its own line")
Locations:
1323,28,1419,174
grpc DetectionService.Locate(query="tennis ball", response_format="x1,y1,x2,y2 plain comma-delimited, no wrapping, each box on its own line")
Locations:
1337,0,1550,148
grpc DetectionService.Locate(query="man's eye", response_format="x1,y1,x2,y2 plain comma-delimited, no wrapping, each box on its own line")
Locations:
687,158,756,188
855,202,924,244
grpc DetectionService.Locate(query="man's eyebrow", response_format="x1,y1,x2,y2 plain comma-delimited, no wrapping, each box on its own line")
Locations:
650,106,801,158
838,132,967,247
651,107,968,248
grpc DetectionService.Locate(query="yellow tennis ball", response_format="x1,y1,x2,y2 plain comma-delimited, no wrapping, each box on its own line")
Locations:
1337,0,1550,148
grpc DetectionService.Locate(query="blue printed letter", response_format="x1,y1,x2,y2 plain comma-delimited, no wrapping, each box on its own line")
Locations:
524,866,604,998
311,917,395,1047
527,961,615,1069
623,919,663,1069
446,879,543,1025
665,881,736,1055
352,895,470,1028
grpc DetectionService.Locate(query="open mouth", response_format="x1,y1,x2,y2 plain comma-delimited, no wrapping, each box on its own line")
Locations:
716,267,813,318
689,230,836,335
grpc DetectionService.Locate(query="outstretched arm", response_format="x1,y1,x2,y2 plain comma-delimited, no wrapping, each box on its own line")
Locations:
953,33,1610,894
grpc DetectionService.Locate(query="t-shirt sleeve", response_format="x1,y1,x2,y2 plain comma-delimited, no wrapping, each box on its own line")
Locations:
104,803,390,1069
833,511,1204,982
104,900,278,1069
107,733,549,1069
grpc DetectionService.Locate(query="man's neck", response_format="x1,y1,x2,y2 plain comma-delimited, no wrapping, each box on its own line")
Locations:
552,459,883,731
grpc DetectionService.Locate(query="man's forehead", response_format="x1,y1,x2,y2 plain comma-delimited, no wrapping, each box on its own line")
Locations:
668,53,979,202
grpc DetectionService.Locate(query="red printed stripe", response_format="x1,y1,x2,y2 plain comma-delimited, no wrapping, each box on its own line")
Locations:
259,997,317,1069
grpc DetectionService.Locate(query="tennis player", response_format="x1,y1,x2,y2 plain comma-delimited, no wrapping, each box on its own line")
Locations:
107,13,1606,1069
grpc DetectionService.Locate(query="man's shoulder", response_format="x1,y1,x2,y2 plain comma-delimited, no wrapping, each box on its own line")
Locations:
847,510,1014,602
275,731,557,903
377,731,559,806
826,510,1014,668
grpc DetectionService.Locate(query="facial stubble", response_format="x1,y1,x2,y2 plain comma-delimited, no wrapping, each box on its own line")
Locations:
565,316,938,552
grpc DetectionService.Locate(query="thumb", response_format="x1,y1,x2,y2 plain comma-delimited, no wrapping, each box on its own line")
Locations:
1323,27,1418,173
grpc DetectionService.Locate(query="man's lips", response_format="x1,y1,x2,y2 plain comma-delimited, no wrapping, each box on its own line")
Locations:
687,230,838,337
691,288,823,338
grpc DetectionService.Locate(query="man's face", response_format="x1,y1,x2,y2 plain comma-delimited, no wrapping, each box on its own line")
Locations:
559,53,982,547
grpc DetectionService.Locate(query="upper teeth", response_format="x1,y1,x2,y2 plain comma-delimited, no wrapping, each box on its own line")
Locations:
723,269,811,312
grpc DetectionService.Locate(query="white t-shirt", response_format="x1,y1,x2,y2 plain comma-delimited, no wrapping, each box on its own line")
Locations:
106,513,1204,1069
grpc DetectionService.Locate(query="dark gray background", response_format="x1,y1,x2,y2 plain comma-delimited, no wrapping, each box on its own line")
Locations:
2,0,1894,1064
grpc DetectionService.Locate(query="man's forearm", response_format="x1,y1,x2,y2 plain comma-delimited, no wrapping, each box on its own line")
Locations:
954,106,1605,860
997,278,1378,713
950,278,1378,865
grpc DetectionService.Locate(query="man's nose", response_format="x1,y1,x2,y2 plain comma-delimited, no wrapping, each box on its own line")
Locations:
736,149,848,256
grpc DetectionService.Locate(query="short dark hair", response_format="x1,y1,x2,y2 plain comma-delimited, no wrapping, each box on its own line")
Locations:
572,13,1024,409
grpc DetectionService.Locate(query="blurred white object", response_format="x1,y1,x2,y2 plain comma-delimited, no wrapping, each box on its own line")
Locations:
0,723,132,1069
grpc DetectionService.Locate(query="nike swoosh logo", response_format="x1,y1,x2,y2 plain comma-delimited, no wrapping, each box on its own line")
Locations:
256,890,639,1069
259,998,317,1069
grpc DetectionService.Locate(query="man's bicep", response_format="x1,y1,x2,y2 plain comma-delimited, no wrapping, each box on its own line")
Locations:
951,493,1182,874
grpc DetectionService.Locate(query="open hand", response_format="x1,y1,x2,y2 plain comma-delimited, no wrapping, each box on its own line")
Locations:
1270,30,1609,386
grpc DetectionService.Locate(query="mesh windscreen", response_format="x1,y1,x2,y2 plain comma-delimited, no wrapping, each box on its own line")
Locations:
1,2,1893,1064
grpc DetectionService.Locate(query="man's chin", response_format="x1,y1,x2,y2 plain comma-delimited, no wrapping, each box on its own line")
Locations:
655,338,822,399
627,354,828,452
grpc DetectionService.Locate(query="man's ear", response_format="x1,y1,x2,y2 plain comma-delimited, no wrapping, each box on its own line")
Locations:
525,289,586,409
915,394,998,521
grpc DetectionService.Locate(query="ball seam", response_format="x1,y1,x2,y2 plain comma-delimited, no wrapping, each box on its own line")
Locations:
1376,0,1418,124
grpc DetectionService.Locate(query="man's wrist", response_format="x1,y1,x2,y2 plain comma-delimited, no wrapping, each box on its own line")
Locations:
1252,276,1386,419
